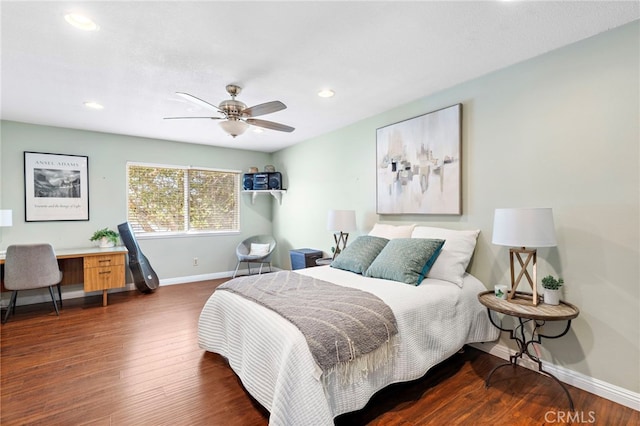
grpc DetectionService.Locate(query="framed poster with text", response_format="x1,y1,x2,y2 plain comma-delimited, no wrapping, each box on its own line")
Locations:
24,151,89,221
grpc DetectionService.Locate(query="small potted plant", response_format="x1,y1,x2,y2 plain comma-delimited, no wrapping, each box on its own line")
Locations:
541,275,564,305
90,227,120,248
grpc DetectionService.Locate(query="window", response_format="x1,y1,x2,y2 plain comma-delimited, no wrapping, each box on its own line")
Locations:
127,163,240,235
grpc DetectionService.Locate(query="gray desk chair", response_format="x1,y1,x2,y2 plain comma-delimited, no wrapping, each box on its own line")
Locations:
233,235,276,278
2,244,63,324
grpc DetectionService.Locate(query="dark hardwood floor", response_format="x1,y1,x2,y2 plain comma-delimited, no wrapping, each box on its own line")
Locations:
1,280,637,425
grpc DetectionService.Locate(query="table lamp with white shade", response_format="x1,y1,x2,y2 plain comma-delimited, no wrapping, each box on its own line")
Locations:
0,210,12,227
0,209,13,254
327,210,356,260
492,208,557,305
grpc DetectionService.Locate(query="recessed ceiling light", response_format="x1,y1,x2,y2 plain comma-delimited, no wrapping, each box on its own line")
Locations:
317,89,335,98
65,13,99,31
83,101,104,110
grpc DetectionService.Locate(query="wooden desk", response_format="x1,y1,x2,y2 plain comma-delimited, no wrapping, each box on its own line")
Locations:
1,246,128,307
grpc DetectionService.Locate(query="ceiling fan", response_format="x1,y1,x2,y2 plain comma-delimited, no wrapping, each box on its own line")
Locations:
165,84,295,138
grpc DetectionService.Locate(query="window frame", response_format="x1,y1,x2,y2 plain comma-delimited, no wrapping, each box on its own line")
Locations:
126,161,241,239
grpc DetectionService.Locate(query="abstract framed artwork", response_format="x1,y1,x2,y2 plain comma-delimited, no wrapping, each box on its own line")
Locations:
376,103,462,215
24,151,89,221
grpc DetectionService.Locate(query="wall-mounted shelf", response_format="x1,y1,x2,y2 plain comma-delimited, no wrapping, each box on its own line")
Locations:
242,190,286,205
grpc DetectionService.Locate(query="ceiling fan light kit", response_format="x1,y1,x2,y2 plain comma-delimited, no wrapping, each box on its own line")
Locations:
166,84,295,138
219,119,249,138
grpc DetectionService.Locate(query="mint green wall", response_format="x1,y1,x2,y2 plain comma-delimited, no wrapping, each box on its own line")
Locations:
273,22,639,393
0,122,274,279
1,20,637,397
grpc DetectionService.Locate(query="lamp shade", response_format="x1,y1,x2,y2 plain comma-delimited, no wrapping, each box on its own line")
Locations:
0,210,12,227
492,208,557,247
327,210,357,232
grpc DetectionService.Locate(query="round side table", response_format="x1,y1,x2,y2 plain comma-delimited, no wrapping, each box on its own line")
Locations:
478,290,580,410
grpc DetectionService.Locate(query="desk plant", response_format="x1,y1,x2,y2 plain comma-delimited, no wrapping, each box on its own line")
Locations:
90,227,119,248
541,275,563,305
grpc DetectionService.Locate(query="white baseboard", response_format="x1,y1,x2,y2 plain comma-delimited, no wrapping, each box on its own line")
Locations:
159,271,235,286
161,267,282,286
470,341,640,411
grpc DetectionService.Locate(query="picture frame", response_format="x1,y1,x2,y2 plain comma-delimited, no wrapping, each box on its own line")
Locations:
376,103,462,215
24,151,89,221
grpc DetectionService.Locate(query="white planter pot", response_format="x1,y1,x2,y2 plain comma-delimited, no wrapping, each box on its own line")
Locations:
99,237,115,248
543,288,561,305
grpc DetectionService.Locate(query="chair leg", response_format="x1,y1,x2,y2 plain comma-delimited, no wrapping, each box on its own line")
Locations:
233,261,241,279
247,263,252,276
48,286,60,316
57,284,62,307
2,291,18,324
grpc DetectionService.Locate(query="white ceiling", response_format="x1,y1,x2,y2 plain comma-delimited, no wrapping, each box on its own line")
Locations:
1,1,638,153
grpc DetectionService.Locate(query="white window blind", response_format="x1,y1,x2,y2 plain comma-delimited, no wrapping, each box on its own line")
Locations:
127,163,240,235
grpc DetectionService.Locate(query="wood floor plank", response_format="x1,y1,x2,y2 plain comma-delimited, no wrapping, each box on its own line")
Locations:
2,279,638,425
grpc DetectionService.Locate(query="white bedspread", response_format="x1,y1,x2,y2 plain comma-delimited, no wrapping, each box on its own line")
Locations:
198,266,499,425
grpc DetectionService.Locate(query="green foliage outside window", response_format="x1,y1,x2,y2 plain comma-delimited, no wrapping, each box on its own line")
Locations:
127,163,239,234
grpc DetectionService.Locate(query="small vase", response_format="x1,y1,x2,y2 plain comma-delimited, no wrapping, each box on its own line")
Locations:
544,288,561,305
99,237,115,248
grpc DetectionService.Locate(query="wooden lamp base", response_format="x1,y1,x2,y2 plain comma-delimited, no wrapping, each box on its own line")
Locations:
508,247,539,305
332,232,350,260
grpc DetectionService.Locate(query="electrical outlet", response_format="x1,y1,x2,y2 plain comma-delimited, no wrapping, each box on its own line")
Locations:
193,257,198,266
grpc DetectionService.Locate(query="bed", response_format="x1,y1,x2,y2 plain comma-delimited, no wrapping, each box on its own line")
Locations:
198,226,499,425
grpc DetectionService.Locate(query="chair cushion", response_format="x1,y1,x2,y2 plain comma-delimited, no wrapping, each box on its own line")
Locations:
249,243,271,256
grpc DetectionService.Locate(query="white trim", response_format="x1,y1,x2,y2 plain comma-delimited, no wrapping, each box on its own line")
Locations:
135,230,241,240
470,341,640,411
127,160,241,174
159,271,235,286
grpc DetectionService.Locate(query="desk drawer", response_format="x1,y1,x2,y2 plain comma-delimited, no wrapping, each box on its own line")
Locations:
84,254,124,269
84,265,125,291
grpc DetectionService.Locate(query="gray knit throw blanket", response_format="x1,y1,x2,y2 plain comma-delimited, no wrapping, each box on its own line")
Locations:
217,271,398,383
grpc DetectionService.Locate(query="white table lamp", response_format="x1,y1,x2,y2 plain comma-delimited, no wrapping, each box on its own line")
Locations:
492,208,557,305
0,210,13,254
0,210,12,227
327,210,356,260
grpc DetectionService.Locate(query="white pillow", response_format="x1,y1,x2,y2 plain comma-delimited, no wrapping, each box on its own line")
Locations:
411,226,480,287
249,243,270,256
368,223,416,239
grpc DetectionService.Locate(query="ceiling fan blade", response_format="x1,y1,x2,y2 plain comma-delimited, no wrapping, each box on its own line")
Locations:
163,116,223,120
175,92,224,114
246,118,295,133
242,101,286,117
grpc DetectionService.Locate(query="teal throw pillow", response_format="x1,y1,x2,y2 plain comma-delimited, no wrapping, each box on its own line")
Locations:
365,238,445,285
330,235,390,274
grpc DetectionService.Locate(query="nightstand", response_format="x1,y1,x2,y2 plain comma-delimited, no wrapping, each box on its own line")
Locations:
478,290,580,410
289,248,323,270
